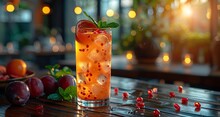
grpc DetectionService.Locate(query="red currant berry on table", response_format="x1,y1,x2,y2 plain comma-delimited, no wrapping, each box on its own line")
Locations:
181,97,188,104
136,97,143,102
178,86,183,93
194,102,201,109
136,102,145,109
173,103,180,111
122,92,129,98
35,105,44,111
169,92,175,98
114,87,119,94
153,109,160,117
148,89,153,96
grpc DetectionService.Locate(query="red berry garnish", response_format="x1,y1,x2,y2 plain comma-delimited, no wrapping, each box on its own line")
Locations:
153,109,160,117
169,92,175,98
34,105,44,111
195,108,201,112
136,102,145,109
148,89,152,95
136,97,143,102
178,86,183,93
181,97,188,104
194,102,201,109
148,89,153,97
114,87,119,94
148,95,153,99
122,92,129,98
173,103,180,111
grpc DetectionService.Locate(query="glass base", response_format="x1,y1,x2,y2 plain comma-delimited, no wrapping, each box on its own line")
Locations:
77,98,109,107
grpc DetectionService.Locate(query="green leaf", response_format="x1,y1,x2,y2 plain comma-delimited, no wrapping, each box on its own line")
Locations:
83,11,98,27
47,93,62,101
65,86,77,97
83,11,119,29
57,86,77,101
106,22,119,28
58,87,65,96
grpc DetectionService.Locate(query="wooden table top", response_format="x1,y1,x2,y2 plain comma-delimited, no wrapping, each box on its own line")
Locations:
0,76,220,117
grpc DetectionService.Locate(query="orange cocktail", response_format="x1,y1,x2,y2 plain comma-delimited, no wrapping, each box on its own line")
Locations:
75,20,112,107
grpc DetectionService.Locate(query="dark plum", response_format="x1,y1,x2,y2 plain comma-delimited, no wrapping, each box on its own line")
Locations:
5,81,30,106
26,77,44,98
41,75,58,95
58,75,76,90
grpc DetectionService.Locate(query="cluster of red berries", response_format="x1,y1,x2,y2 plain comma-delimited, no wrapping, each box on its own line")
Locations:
136,97,144,109
172,86,201,112
113,85,201,115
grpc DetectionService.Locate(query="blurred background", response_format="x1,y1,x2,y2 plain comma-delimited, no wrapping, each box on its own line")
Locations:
0,0,220,90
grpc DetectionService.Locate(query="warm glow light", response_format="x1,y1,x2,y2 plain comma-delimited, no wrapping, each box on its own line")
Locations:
182,5,192,17
52,45,59,52
183,54,193,67
50,37,56,45
160,42,166,48
71,26,75,33
74,6,82,14
66,43,73,51
128,10,136,18
42,6,51,15
180,0,187,4
206,9,211,19
162,53,170,63
6,3,15,12
106,9,114,17
185,57,191,64
126,51,133,60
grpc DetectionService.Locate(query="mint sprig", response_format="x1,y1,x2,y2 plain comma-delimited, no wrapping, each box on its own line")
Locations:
47,86,77,101
83,11,119,28
45,64,74,80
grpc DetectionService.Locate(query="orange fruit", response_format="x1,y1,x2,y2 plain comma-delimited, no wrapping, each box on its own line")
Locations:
75,20,97,43
6,59,27,77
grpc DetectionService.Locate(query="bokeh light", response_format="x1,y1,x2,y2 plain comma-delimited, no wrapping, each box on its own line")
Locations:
6,3,15,12
106,9,114,17
42,6,51,15
74,6,82,14
182,5,192,17
126,51,133,60
128,10,136,18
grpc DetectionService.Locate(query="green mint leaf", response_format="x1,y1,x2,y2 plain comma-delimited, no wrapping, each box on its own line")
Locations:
106,22,119,28
58,87,65,96
98,20,102,28
58,86,77,101
45,64,61,80
63,94,72,102
83,11,98,27
64,86,77,98
47,93,62,101
62,66,73,75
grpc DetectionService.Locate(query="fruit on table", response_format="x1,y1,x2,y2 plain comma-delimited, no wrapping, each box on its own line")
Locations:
5,81,30,106
41,75,58,95
58,75,76,90
6,59,27,77
26,77,44,98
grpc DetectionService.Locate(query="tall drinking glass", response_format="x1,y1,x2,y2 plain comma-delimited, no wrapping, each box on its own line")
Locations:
75,28,112,107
